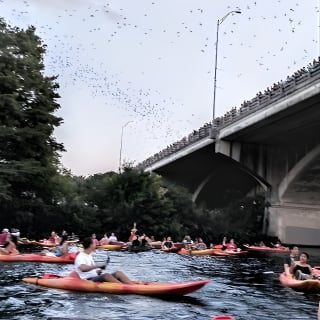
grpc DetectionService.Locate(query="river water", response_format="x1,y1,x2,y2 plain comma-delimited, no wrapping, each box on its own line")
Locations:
0,247,319,320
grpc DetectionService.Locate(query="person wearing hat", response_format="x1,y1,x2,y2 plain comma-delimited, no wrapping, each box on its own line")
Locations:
11,228,20,238
0,228,9,246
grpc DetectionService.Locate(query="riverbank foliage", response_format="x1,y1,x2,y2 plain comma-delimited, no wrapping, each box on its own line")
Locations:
0,19,267,245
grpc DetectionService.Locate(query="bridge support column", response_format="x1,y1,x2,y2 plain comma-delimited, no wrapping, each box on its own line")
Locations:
215,140,241,161
268,204,320,246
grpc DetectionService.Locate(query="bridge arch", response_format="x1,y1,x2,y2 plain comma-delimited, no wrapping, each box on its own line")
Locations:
193,155,270,206
278,144,320,204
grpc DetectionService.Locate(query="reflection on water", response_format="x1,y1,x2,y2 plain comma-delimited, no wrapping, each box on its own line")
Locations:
0,247,319,319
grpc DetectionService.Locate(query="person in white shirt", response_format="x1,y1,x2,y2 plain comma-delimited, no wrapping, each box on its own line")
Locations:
74,237,133,283
108,233,118,243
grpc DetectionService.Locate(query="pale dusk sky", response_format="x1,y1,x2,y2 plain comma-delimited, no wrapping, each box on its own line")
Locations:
1,0,319,175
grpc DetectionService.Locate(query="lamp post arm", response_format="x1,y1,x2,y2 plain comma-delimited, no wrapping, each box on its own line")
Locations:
219,10,241,25
119,121,133,173
212,19,220,124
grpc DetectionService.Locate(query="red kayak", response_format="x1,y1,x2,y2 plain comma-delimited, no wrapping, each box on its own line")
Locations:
279,272,320,293
23,273,210,296
212,316,235,320
0,252,78,264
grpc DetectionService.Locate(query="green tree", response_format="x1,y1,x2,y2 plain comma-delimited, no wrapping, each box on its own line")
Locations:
0,19,64,231
80,168,205,241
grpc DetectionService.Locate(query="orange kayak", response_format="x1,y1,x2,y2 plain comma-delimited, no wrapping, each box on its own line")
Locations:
97,244,127,251
210,249,248,257
23,273,210,296
179,248,247,256
279,272,320,293
0,252,78,264
161,247,179,253
244,245,288,253
179,248,217,256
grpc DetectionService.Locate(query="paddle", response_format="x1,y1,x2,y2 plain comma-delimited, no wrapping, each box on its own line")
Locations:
240,270,274,280
97,253,110,270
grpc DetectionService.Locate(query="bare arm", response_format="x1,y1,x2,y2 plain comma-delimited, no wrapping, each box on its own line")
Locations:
60,243,68,255
289,261,296,275
78,263,99,272
78,262,105,272
284,263,291,276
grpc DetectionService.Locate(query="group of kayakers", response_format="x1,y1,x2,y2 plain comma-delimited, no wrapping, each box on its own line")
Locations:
1,224,320,288
0,225,297,259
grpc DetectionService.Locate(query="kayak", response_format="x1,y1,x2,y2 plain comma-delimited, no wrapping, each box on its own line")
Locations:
211,249,248,257
279,272,320,293
212,316,235,320
151,242,185,250
179,248,247,256
23,273,210,296
0,252,78,264
179,248,216,256
173,243,186,250
18,238,37,245
150,241,162,249
128,245,152,253
97,244,127,251
33,239,79,247
32,241,59,247
161,247,179,253
244,245,289,253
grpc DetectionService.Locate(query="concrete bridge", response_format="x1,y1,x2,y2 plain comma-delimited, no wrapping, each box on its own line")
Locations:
138,59,320,246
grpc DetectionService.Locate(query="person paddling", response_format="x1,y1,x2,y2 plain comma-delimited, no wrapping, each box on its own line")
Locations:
40,234,69,257
0,234,19,255
222,237,238,252
74,237,134,284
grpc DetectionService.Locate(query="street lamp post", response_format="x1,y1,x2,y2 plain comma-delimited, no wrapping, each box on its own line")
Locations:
212,10,241,127
119,121,133,173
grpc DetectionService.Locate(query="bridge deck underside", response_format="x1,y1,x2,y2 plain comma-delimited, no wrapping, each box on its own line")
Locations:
154,145,258,207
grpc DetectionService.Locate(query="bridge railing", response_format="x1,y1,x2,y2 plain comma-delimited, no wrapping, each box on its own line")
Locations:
137,58,320,170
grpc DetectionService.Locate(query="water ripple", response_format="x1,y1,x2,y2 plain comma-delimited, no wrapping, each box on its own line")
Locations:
0,248,319,319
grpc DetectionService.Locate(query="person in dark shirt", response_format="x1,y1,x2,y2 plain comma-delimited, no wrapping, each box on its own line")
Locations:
131,235,140,247
290,252,314,280
161,236,173,250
